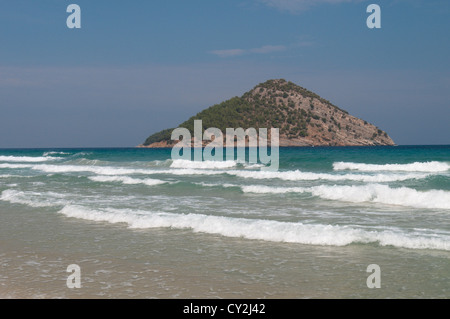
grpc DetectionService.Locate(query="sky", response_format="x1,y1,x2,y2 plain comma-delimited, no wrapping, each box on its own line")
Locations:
0,0,449,148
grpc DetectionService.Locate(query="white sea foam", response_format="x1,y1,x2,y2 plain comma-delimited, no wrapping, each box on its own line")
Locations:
1,162,431,184
157,168,428,183
162,168,227,176
0,156,61,162
0,190,65,207
0,163,34,169
241,184,450,210
194,182,238,188
29,164,215,177
0,173,31,178
242,185,307,194
42,151,70,156
312,184,450,209
143,159,172,167
0,162,220,177
31,164,141,175
228,170,428,182
137,167,429,182
244,163,265,169
333,161,450,172
58,205,450,251
0,189,144,209
72,158,110,166
170,159,237,169
89,175,166,186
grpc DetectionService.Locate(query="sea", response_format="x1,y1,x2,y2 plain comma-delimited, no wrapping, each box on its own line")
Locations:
0,145,448,298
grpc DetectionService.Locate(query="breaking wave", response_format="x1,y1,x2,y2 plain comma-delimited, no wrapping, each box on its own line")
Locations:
42,151,70,156
0,155,61,162
241,184,450,209
228,170,428,182
58,205,450,251
88,175,167,186
170,159,238,169
333,161,450,173
0,189,67,208
1,162,430,183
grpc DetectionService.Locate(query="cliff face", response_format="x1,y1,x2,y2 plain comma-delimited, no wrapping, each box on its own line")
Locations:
140,79,395,147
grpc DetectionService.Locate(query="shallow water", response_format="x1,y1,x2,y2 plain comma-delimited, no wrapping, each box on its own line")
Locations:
0,146,449,298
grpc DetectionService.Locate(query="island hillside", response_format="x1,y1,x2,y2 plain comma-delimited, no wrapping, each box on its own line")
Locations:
140,79,395,147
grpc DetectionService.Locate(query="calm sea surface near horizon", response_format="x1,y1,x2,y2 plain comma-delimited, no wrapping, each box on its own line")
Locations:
0,146,449,298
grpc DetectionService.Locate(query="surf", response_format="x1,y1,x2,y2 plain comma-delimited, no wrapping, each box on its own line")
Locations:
333,161,450,173
57,205,450,251
241,184,450,209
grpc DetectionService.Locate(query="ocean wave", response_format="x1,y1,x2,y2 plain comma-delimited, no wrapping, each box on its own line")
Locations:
228,170,428,182
0,174,32,179
142,159,172,167
0,155,61,163
69,152,93,157
0,162,222,177
42,151,70,156
241,184,450,210
0,189,66,207
0,162,431,183
193,182,238,189
243,163,265,169
0,163,34,169
159,168,226,176
0,160,441,187
333,161,450,172
88,175,167,186
170,159,238,169
37,164,227,177
0,189,141,208
310,184,450,209
58,205,450,251
70,158,112,166
242,185,307,194
30,164,141,175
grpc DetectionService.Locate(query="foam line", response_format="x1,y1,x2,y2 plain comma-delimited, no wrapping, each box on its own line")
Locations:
333,161,450,173
58,205,450,251
0,156,61,162
241,184,450,209
88,175,166,186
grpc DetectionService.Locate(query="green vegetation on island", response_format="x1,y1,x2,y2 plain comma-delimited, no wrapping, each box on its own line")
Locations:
142,79,394,147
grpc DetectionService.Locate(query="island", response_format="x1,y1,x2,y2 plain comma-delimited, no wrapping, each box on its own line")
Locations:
139,79,395,147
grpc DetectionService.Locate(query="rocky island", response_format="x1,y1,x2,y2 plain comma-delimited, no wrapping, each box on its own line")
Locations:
140,79,395,147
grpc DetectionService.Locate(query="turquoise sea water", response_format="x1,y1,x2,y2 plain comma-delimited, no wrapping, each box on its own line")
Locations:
0,146,449,298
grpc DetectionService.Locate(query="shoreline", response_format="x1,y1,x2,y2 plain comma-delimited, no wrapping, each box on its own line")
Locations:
136,142,399,148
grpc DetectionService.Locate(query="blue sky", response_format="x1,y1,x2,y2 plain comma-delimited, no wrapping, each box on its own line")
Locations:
0,0,449,147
